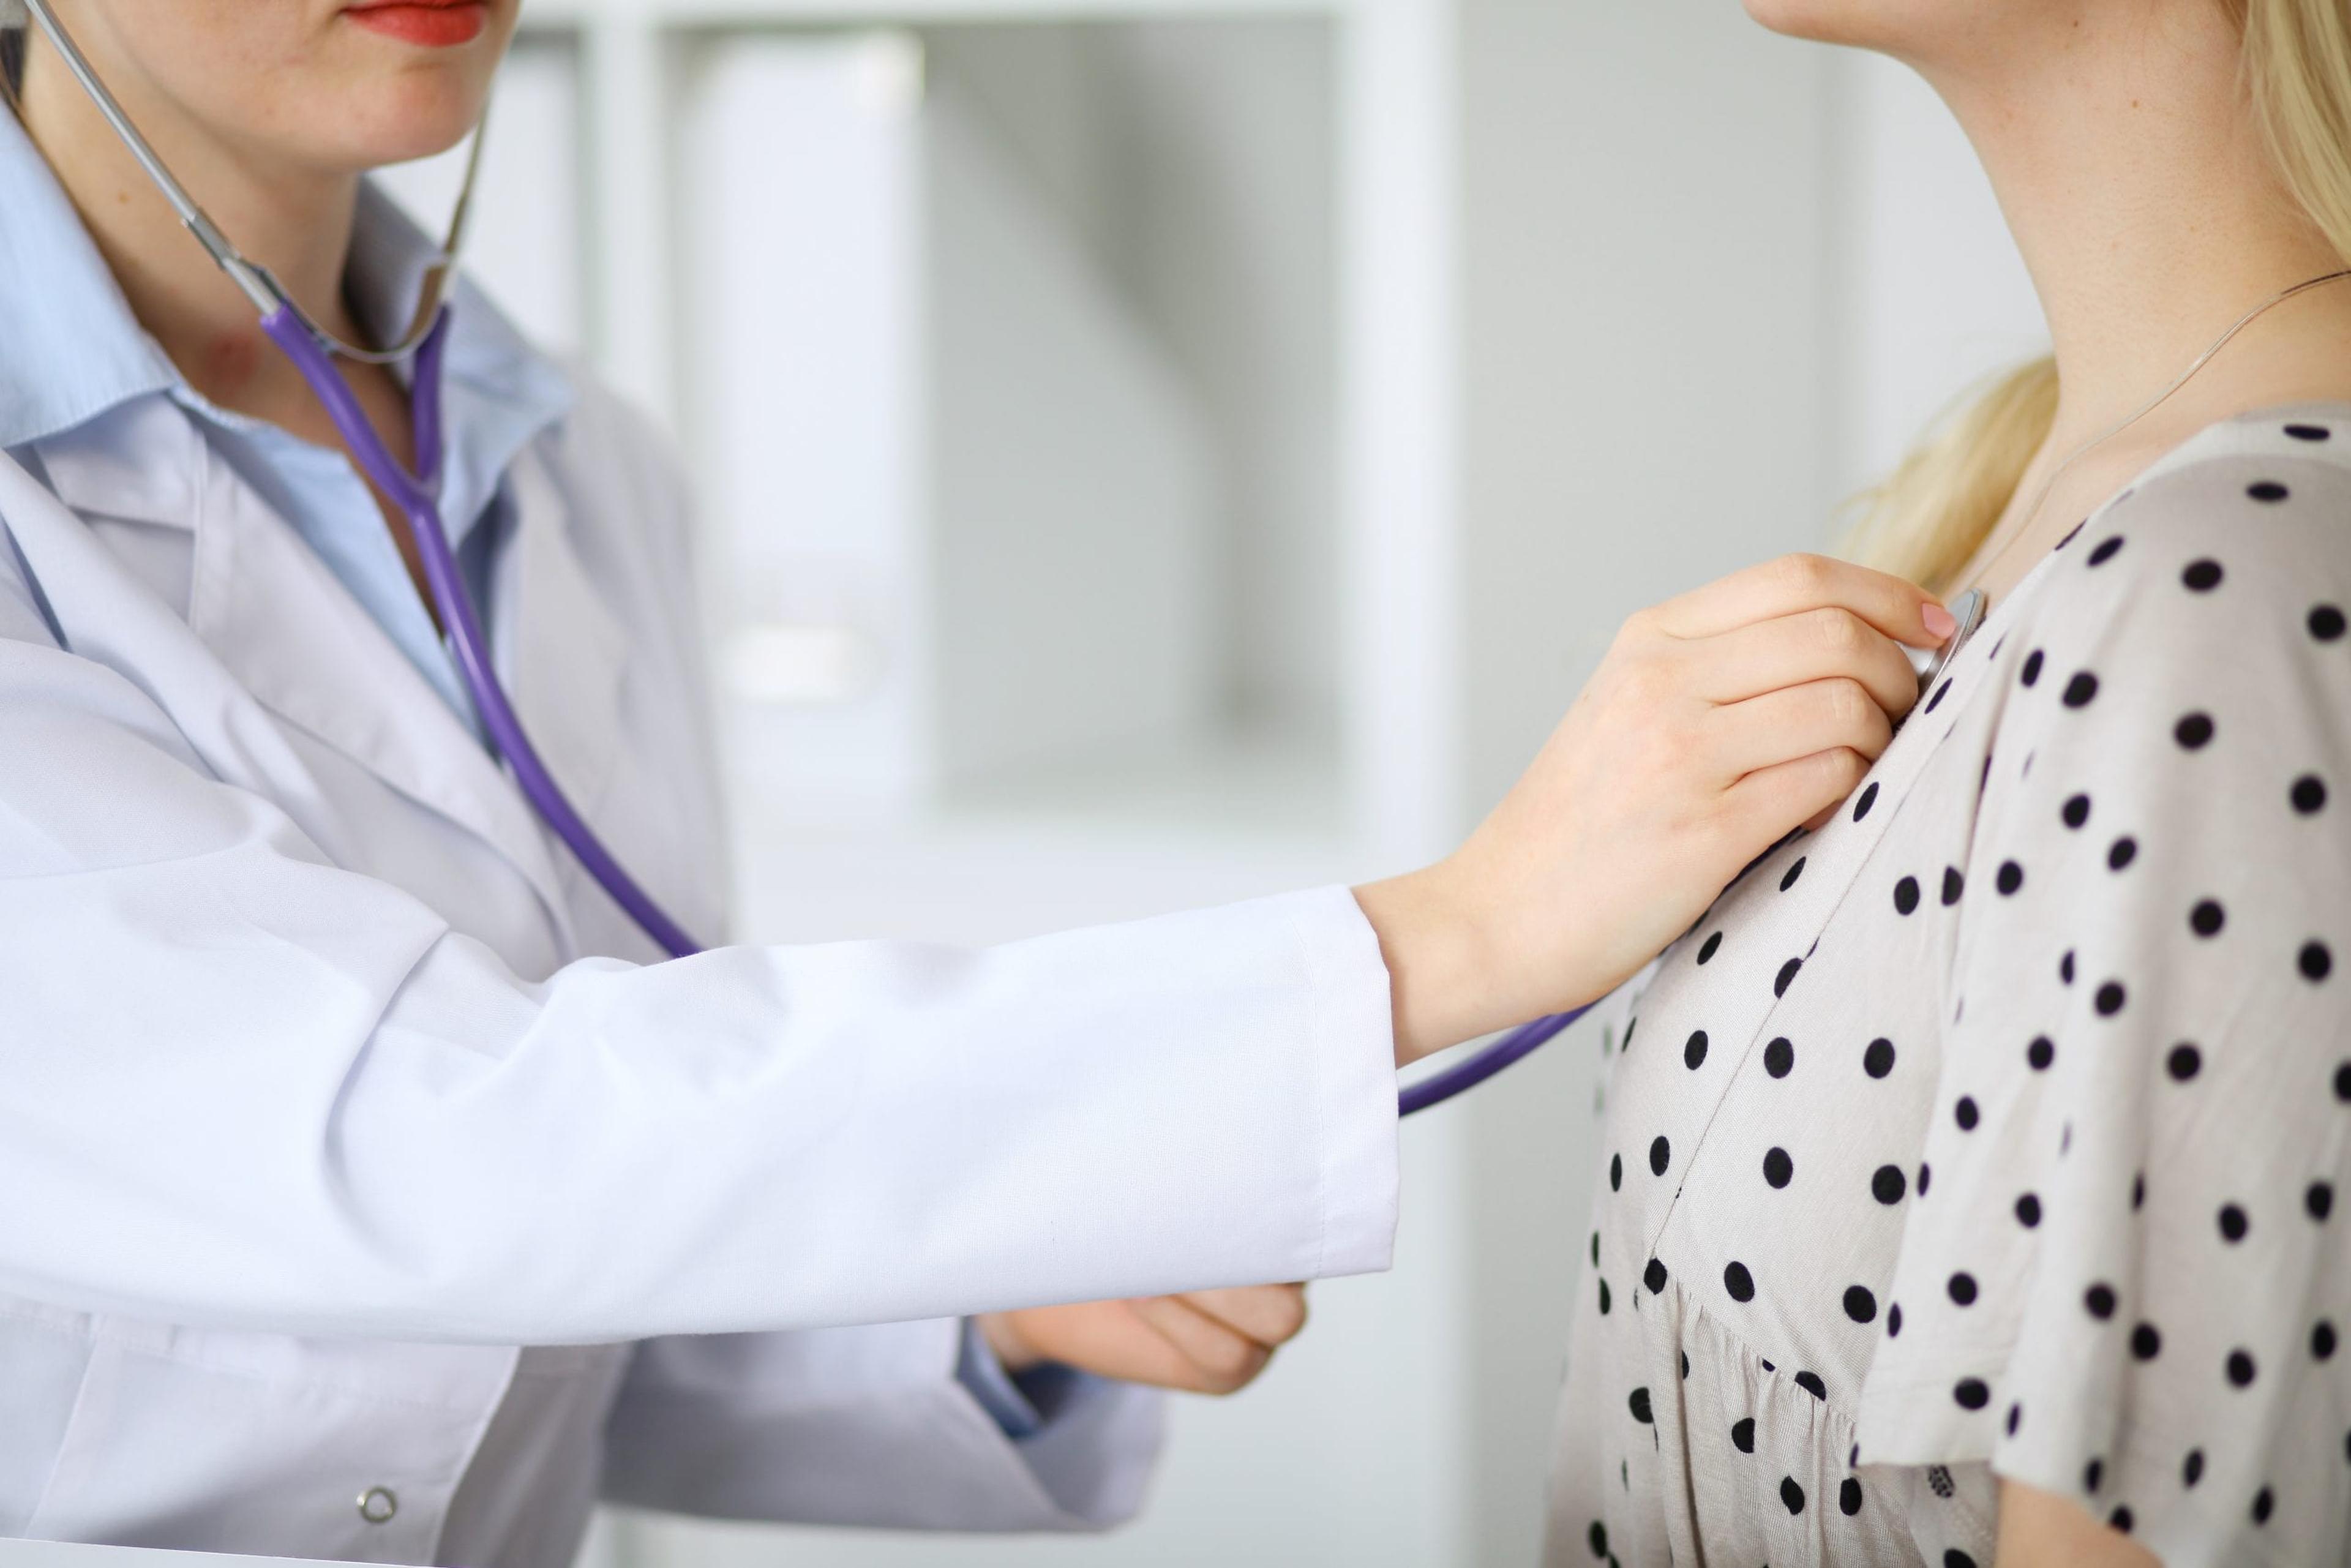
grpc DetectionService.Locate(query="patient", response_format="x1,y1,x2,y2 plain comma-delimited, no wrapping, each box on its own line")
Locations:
1546,2,2351,1564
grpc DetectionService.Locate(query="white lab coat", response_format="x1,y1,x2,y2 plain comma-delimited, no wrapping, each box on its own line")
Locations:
0,376,1400,1559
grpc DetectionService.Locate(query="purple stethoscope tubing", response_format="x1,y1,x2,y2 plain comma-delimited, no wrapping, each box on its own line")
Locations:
260,306,703,962
260,302,1584,1113
32,0,1570,1112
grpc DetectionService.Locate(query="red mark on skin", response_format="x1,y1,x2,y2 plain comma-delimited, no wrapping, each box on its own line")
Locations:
200,331,267,398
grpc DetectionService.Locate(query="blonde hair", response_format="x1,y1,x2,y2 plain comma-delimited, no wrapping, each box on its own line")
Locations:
1846,0,2351,593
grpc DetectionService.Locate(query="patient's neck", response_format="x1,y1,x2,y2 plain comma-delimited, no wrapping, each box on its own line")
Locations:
1919,4,2351,595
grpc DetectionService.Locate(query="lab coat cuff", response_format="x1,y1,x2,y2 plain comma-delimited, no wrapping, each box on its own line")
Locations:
1288,884,1403,1280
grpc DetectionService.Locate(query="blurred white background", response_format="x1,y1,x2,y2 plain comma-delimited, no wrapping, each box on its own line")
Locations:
380,1,2044,1562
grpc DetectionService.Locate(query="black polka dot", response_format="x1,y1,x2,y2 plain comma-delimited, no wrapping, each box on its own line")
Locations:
2107,836,2137,871
1840,1477,1863,1516
1629,1386,1652,1422
2021,650,2045,687
1599,1277,1611,1313
2005,1402,2022,1437
1644,1257,1668,1294
1888,1302,1903,1337
1954,1378,1989,1409
2061,950,2077,986
1794,1370,1826,1400
2302,942,2333,983
1997,860,2024,895
2088,536,2125,566
2062,793,2091,829
2063,672,2099,708
2109,1506,2134,1533
1853,781,1879,821
1731,1416,1755,1453
1649,1136,1671,1177
1724,1261,1755,1302
1774,958,1802,997
1918,1162,1932,1196
2219,1204,2250,1243
2175,711,2215,750
1941,866,1965,906
2229,1348,2258,1387
1893,876,1920,915
2095,981,2126,1015
2336,1062,2351,1101
2248,481,2290,503
1684,1030,1709,1070
1610,1153,1622,1191
2310,1182,2334,1221
2253,1486,2275,1525
1764,1037,1794,1078
2313,604,2347,642
2293,775,2328,815
2016,1192,2042,1227
2027,1035,2055,1071
1590,1231,1599,1266
2184,1449,2206,1487
1763,1147,1793,1188
2286,423,2332,441
2191,899,2225,937
1925,678,1953,714
1587,1520,1607,1557
1695,931,1722,965
1949,1272,1978,1306
2085,1457,2104,1492
1946,1553,1979,1568
2085,1283,2117,1319
2182,558,2223,591
1780,1476,1805,1515
1780,857,1807,892
2132,1322,2162,1360
2315,1320,2339,1360
1954,1096,1981,1131
1864,1037,1896,1078
2133,1171,2146,1209
1843,1285,1877,1323
2167,1043,2202,1081
1870,1164,1907,1205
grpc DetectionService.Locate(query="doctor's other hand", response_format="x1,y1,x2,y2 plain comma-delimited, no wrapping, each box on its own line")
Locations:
1357,552,1956,1067
977,1285,1308,1395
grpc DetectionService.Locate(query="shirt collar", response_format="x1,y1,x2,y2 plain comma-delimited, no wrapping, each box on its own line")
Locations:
0,105,576,548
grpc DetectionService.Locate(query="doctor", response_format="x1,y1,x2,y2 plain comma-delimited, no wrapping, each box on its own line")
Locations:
0,0,1959,1560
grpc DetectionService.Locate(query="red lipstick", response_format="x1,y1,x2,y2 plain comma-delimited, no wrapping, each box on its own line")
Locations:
344,0,488,48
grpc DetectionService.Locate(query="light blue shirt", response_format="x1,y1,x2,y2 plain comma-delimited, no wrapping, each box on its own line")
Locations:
0,103,1075,1441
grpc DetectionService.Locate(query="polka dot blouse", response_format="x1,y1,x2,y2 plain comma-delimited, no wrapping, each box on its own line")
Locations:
1543,408,2351,1568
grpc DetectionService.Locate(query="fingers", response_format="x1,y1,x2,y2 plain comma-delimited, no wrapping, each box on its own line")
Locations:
1646,552,1954,647
1131,1294,1273,1395
1177,1285,1308,1349
1712,677,1892,786
1690,604,1923,719
1720,746,1872,844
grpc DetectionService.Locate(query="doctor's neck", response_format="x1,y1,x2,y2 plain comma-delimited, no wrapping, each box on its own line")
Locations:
18,24,371,409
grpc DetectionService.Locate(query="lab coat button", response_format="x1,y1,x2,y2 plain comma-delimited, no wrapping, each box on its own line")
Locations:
357,1486,398,1525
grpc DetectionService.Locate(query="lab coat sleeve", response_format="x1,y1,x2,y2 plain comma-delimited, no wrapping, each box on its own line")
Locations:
601,1321,1165,1529
0,579,1399,1343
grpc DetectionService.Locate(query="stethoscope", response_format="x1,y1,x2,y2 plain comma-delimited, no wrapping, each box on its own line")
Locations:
25,0,1986,1116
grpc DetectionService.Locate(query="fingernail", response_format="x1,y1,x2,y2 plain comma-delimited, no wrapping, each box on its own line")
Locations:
1922,602,1959,640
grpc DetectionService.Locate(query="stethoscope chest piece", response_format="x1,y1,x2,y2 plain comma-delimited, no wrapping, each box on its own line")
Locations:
1915,587,1987,699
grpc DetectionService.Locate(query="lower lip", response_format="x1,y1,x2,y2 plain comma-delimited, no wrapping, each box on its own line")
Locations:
346,2,488,47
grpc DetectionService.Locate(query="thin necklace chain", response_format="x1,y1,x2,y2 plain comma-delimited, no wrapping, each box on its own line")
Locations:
1960,267,2351,600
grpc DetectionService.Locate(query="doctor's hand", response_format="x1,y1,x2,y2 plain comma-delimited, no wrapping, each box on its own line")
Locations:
1357,552,1955,1066
977,1285,1308,1395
